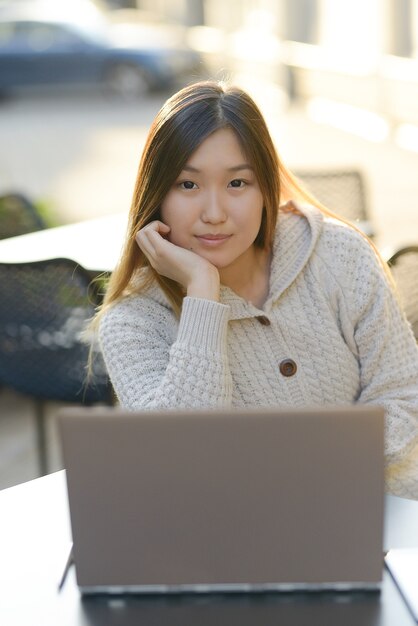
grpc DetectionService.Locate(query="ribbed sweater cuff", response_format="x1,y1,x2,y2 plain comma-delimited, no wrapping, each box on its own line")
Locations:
177,297,230,354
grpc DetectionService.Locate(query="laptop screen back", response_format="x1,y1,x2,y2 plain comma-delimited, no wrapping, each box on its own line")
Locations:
58,405,384,593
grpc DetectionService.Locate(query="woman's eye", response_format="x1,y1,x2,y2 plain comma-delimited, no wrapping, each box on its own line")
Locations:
229,179,245,188
179,180,197,190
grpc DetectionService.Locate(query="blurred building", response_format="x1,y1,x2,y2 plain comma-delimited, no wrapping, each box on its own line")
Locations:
132,0,418,131
136,0,204,26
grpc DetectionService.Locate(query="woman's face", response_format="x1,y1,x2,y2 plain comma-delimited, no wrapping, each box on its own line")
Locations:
160,128,264,278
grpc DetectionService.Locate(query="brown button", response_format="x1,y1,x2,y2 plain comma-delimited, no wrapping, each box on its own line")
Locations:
279,359,297,377
256,315,271,326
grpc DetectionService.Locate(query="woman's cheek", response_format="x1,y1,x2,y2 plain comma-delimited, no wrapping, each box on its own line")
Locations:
167,227,188,249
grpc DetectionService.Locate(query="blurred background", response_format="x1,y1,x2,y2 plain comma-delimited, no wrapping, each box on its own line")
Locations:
1,0,418,489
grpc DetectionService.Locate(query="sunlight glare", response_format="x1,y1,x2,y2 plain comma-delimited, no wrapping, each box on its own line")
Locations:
395,124,418,153
307,98,389,142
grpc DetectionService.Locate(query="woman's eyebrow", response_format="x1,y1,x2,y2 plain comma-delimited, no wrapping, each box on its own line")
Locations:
181,164,254,173
227,164,254,172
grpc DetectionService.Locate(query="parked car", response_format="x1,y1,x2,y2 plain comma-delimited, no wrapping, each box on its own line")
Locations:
0,1,206,98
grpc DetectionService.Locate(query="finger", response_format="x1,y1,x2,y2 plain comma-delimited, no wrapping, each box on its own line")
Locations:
150,221,171,239
143,220,170,234
146,229,173,258
136,222,170,247
155,221,171,234
135,229,156,259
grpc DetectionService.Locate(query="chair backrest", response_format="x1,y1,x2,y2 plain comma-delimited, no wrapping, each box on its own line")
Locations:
0,258,112,404
387,246,418,341
294,169,371,229
0,193,48,240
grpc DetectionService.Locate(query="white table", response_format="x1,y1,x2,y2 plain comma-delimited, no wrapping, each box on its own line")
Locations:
0,471,417,625
0,212,128,272
0,210,383,275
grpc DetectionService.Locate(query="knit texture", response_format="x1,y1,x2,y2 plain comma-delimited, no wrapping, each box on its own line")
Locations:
99,203,418,497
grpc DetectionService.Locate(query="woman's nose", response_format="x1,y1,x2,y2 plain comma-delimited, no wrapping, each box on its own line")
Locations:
201,191,227,223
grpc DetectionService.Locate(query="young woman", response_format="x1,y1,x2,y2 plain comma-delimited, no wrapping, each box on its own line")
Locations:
96,80,418,497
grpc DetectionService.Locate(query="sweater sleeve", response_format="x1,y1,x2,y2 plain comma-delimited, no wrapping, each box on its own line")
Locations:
99,295,233,410
336,230,418,496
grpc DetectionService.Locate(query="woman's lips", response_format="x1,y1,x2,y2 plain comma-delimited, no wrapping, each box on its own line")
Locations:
195,234,232,247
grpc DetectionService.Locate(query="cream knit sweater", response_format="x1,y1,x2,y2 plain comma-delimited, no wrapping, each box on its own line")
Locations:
100,203,418,498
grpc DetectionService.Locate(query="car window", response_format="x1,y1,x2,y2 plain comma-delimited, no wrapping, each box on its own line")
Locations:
15,22,79,50
0,22,16,49
12,21,82,51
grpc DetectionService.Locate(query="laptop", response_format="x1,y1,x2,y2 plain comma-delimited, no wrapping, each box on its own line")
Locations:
58,405,385,594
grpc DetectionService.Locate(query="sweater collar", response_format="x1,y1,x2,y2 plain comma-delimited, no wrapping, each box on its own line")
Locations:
220,201,324,319
269,201,324,304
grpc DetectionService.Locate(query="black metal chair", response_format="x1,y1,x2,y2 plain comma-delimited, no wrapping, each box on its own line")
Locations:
0,192,48,240
294,169,374,237
0,258,114,476
387,246,418,341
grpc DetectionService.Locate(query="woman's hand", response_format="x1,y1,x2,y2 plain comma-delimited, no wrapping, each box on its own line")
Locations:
135,221,220,301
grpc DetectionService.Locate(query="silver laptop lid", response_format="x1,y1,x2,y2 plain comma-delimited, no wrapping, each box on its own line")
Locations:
58,405,385,593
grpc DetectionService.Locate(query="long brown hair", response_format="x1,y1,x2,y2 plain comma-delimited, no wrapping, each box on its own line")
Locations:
92,80,388,325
